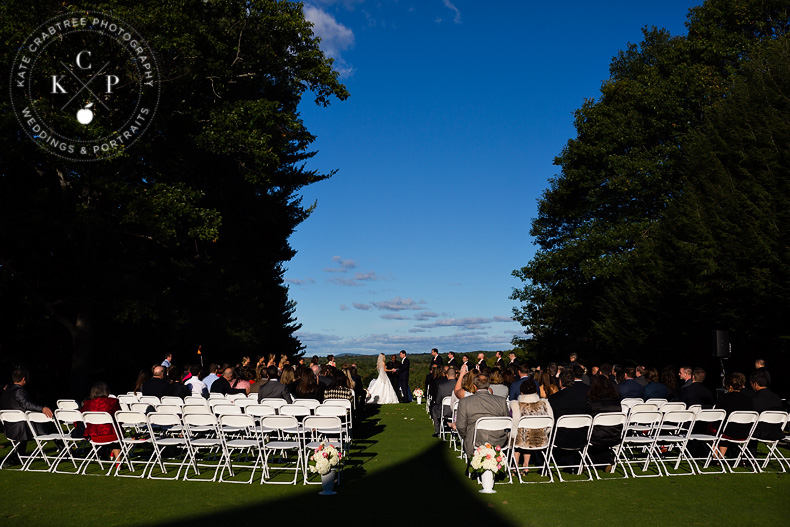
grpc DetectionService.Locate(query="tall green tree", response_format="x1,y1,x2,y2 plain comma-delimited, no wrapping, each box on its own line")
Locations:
0,0,348,396
511,0,789,365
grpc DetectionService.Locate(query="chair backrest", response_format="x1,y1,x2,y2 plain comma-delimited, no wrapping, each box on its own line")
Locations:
184,396,208,406
724,410,759,425
687,404,702,415
208,393,227,400
247,393,259,400
130,402,152,413
115,410,148,427
212,404,242,415
234,398,256,409
57,399,80,411
626,410,662,426
474,416,512,431
244,404,277,418
555,414,593,429
117,394,139,406
139,396,161,406
280,405,310,418
303,416,343,435
441,396,452,411
182,413,218,428
620,398,643,409
322,399,352,412
155,404,181,415
261,415,299,432
645,398,668,407
259,398,288,410
314,405,346,418
659,402,686,413
82,411,115,426
292,398,321,411
692,408,726,427
590,411,626,428
757,410,788,426
161,396,184,407
219,413,256,431
54,409,83,424
659,410,696,433
629,403,659,414
516,415,555,430
1,409,27,426
182,404,213,415
226,393,247,402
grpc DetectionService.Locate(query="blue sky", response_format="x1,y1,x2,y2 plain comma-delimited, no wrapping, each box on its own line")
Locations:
286,0,701,357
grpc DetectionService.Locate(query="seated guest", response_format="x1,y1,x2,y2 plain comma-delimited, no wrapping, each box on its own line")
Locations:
291,368,324,402
202,363,221,392
537,369,559,399
232,367,252,395
81,382,122,460
662,365,680,401
456,374,509,459
509,363,534,401
488,370,509,398
635,366,648,387
0,368,54,465
185,365,208,397
510,378,553,471
618,367,645,400
257,365,288,401
323,370,354,402
548,369,589,418
431,367,457,436
680,367,714,407
586,375,623,468
164,367,191,398
210,367,247,395
132,370,151,396
642,367,669,400
141,366,169,397
715,373,754,458
749,370,784,451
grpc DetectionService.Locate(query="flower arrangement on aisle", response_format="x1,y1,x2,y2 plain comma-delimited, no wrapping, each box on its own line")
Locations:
469,443,507,475
308,442,342,475
412,388,424,399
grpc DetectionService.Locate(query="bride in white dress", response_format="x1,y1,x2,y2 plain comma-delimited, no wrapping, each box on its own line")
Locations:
366,353,400,404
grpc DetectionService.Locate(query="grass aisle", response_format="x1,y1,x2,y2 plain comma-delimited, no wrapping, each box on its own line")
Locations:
1,404,788,526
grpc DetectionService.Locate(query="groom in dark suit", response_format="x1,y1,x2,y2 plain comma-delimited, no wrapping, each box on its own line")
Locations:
395,350,412,402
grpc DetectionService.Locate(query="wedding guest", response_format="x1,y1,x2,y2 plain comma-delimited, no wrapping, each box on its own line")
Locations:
642,367,669,400
0,368,54,465
164,367,191,398
585,375,623,469
447,351,458,367
680,368,714,407
202,364,221,392
185,365,208,397
431,367,456,436
661,365,680,401
612,364,624,384
81,382,122,460
210,367,247,395
161,353,173,368
635,366,648,387
132,369,151,396
489,370,509,398
537,369,559,399
324,370,354,402
715,373,754,458
456,374,509,459
292,368,324,402
141,366,169,397
257,366,288,401
509,363,533,401
749,370,784,453
510,378,553,472
232,367,252,394
618,367,645,400
678,366,693,390
548,370,588,418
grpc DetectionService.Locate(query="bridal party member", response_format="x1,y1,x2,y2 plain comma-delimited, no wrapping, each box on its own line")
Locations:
394,350,412,403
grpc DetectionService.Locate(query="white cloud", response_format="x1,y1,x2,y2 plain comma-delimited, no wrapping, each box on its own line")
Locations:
415,316,515,331
303,4,355,77
329,270,384,286
442,0,462,23
284,278,315,286
371,297,427,311
381,313,409,320
325,255,357,273
339,304,349,311
414,311,440,320
352,302,372,310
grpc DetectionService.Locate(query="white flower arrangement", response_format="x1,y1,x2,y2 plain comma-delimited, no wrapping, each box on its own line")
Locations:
469,443,507,475
308,442,342,475
413,388,424,398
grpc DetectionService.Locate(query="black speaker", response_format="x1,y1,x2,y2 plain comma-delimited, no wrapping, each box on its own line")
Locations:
712,330,731,358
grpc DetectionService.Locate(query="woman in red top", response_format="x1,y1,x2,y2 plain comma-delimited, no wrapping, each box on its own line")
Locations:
81,382,122,460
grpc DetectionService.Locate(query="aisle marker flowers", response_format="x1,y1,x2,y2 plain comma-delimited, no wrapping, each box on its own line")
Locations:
308,442,342,475
413,388,424,399
469,443,506,475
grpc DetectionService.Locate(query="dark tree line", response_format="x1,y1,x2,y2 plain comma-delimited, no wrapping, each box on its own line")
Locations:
0,0,348,399
512,0,790,390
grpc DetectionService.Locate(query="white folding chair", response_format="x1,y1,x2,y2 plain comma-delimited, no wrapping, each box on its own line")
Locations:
51,409,90,474
292,398,321,412
113,410,154,478
645,398,668,408
261,416,303,484
322,398,353,437
80,411,122,476
753,411,789,473
614,411,663,477
23,411,63,472
585,412,627,480
713,411,759,473
650,410,696,476
226,393,247,402
234,398,257,410
56,399,80,411
212,403,242,416
620,398,643,412
117,395,139,408
470,417,513,484
146,412,188,480
438,396,453,441
687,408,727,474
160,396,185,407
0,410,29,469
510,415,554,483
155,404,182,415
139,396,161,407
259,398,288,412
659,402,686,413
313,406,350,454
218,414,263,484
181,413,223,482
208,393,227,400
302,416,344,484
184,395,208,406
547,414,593,482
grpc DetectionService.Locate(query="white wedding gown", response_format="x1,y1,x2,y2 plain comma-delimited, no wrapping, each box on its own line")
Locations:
366,366,400,404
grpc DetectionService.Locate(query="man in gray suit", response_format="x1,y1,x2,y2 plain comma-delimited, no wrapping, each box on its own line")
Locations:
430,367,457,436
455,373,509,459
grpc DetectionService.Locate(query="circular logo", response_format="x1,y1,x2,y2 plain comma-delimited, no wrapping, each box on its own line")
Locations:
9,11,160,162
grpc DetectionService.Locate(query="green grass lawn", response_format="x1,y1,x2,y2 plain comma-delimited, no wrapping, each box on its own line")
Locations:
2,404,787,527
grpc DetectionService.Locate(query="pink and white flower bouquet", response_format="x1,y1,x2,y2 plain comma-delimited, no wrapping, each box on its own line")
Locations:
469,443,507,475
308,442,342,475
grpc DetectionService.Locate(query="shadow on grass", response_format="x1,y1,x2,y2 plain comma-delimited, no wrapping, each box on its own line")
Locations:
143,405,516,527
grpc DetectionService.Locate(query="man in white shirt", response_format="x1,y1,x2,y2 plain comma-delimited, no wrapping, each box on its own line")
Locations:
185,365,208,397
161,353,173,368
